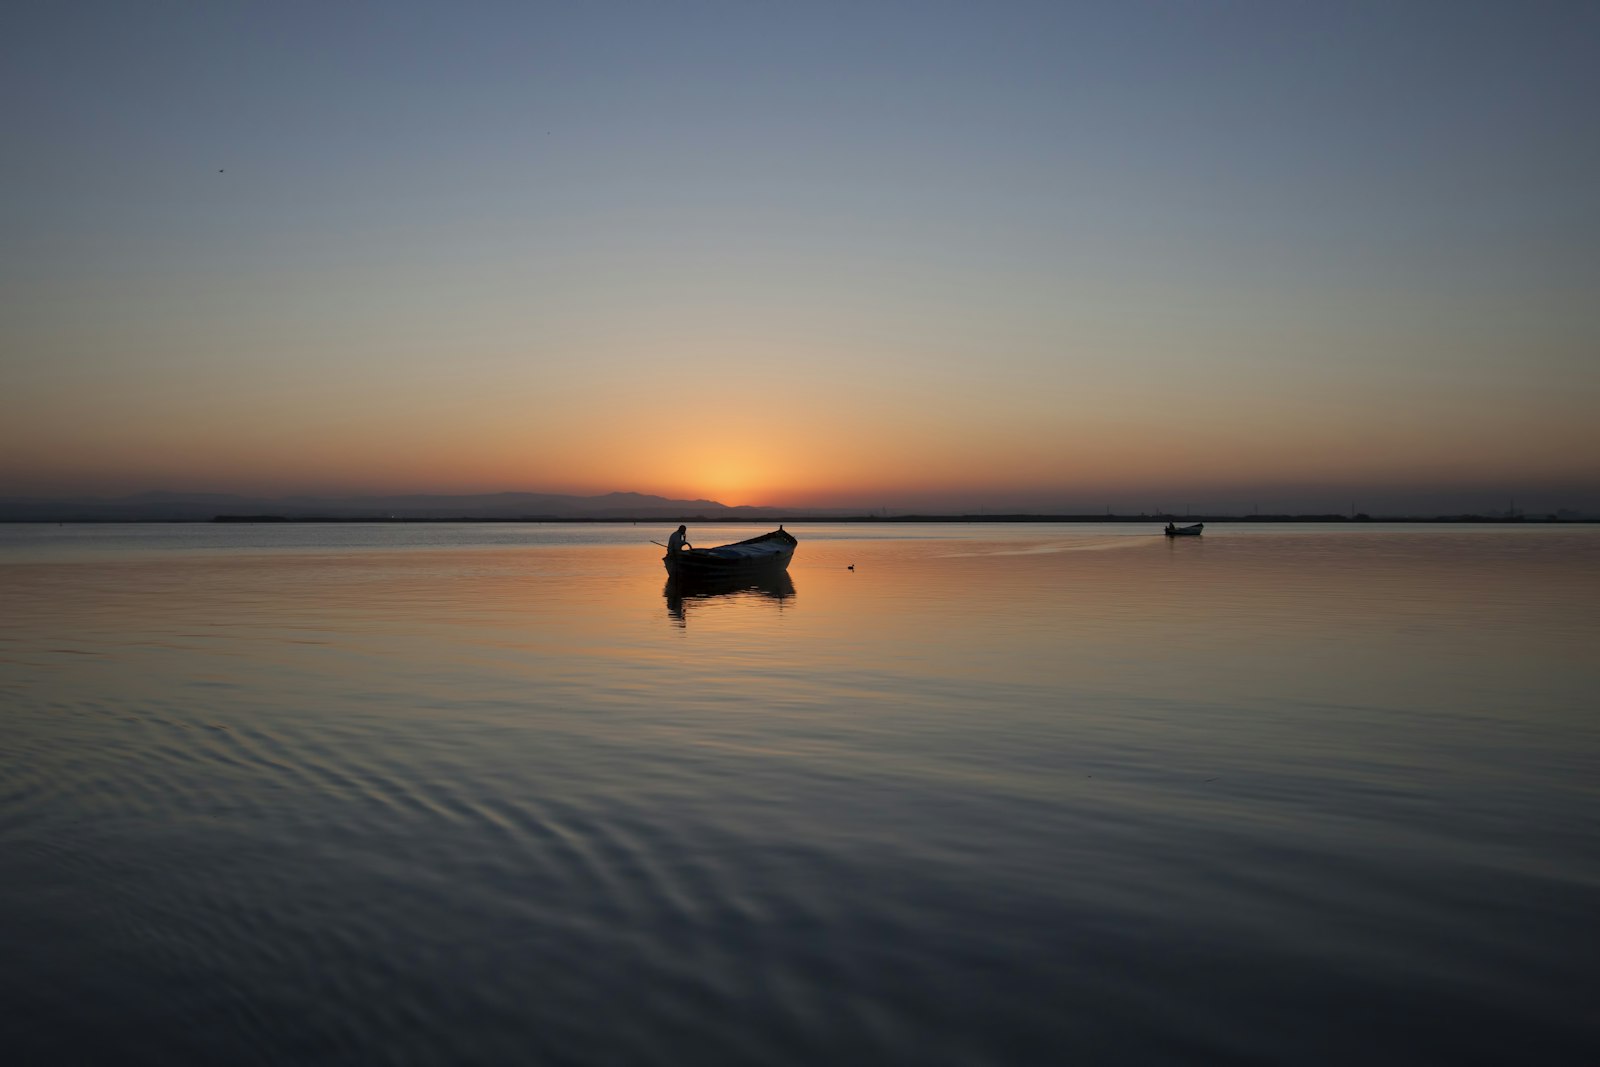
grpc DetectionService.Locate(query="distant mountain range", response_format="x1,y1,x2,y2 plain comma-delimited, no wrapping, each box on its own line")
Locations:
4,491,1592,523
0,490,791,522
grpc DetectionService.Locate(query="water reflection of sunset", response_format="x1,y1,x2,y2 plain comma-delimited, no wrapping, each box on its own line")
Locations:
9,527,1593,726
7,523,1599,1067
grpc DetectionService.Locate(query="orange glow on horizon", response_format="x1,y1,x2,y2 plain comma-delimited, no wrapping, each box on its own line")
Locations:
3,329,1596,510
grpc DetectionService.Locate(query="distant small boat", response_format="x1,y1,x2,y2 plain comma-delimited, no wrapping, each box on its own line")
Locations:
1164,522,1204,537
663,526,798,577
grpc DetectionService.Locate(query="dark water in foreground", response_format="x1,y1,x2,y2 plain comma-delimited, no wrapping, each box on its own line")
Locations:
3,523,1598,1065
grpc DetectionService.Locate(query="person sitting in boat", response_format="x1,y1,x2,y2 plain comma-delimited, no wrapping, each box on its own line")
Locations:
1165,522,1176,535
667,525,692,553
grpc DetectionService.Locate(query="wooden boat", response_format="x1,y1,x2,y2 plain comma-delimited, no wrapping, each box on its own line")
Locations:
664,571,795,624
1164,522,1204,536
663,526,798,577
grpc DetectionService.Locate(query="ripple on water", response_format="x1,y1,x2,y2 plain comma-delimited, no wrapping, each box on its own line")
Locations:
4,528,1599,1064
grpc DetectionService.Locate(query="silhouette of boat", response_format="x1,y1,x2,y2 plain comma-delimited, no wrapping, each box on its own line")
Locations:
663,526,798,577
1164,522,1204,536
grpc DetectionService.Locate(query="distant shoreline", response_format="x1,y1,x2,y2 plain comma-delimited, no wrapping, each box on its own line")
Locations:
212,514,1586,524
2,514,1591,525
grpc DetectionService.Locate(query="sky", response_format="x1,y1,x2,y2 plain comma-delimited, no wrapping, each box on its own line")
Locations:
3,0,1597,514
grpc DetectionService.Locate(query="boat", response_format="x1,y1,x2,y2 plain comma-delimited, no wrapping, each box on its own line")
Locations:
663,526,798,577
1163,522,1204,536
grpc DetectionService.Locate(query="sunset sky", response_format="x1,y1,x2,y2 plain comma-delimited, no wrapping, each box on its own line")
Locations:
4,1,1597,513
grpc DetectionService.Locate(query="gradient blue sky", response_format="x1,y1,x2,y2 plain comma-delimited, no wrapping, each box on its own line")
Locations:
3,1,1597,513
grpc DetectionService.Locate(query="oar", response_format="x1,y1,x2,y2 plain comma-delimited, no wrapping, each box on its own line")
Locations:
650,540,668,547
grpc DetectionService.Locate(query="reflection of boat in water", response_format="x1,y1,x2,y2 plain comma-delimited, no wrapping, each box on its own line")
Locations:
663,526,797,577
1164,522,1204,537
664,571,796,624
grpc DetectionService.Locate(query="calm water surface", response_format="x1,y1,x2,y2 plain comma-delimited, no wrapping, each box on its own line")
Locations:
3,523,1597,1065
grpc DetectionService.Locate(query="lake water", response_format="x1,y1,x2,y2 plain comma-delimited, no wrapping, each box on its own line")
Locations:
3,522,1597,1065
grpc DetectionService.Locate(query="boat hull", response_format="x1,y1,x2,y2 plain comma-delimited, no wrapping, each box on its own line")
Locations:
663,548,795,577
1164,523,1204,536
662,527,797,577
